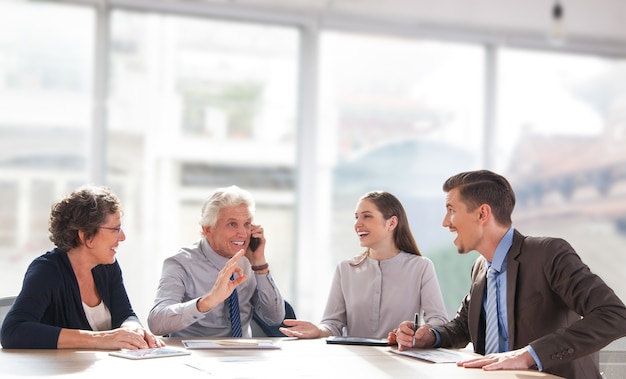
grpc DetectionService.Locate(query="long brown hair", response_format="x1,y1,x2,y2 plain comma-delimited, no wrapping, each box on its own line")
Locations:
352,191,421,265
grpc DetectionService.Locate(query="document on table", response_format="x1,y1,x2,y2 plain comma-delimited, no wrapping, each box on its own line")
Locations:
109,347,191,360
390,348,472,363
182,339,282,349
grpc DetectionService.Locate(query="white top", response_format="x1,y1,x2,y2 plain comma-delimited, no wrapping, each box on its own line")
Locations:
320,251,449,339
83,301,112,331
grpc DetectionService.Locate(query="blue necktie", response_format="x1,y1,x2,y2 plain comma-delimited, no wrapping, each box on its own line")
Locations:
485,266,499,354
228,275,242,337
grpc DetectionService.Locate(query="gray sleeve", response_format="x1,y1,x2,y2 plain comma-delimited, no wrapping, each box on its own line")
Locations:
147,257,206,336
420,258,450,327
318,266,346,336
251,271,285,325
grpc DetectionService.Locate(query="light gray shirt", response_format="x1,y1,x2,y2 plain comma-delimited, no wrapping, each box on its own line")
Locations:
148,238,285,337
320,251,449,339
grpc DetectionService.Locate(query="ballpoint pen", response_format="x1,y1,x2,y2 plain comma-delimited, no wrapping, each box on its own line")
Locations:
413,312,419,347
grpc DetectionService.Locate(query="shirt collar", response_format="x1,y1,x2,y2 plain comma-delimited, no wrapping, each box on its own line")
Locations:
490,226,514,272
199,237,230,268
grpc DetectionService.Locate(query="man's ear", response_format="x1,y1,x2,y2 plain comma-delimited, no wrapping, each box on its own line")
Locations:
201,225,212,238
477,204,492,222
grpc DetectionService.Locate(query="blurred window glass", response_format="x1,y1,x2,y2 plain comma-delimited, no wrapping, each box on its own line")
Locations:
0,1,93,296
318,32,485,316
497,49,626,304
2,1,626,326
107,10,299,319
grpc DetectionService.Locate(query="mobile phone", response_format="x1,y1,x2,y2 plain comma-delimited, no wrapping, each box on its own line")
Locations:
249,237,261,252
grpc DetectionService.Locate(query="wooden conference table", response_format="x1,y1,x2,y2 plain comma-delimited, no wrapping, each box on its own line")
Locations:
0,337,564,378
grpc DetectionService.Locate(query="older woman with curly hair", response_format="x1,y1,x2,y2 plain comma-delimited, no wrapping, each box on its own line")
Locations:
1,185,163,349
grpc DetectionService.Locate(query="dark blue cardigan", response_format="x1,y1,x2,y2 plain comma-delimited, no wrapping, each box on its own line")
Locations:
1,248,139,349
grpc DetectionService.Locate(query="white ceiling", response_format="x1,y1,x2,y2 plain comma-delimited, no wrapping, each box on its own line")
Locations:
180,0,626,54
217,0,626,39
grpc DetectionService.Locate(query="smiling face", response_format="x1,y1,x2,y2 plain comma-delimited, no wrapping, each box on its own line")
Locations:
442,187,482,255
203,204,252,258
354,198,395,249
89,212,125,265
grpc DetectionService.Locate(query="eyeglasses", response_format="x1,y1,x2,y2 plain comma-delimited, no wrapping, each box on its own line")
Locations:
99,226,123,236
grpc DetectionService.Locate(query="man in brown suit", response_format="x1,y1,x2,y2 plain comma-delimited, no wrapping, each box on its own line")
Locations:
390,170,626,379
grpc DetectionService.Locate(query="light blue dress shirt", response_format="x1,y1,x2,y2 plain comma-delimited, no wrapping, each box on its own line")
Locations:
484,226,513,353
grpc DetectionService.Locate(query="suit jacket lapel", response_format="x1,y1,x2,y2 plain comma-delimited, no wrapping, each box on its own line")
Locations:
469,258,488,353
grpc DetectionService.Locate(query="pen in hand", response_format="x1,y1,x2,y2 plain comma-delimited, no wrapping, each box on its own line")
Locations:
412,312,419,347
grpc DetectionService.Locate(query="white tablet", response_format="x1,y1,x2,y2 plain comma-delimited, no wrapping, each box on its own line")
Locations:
181,339,282,349
109,347,191,360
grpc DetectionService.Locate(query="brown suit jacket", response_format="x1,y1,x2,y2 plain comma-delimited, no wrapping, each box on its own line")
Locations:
434,229,626,379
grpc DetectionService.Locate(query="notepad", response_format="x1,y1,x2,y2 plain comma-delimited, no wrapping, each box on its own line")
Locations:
390,348,471,363
325,336,390,346
182,339,281,349
109,347,191,360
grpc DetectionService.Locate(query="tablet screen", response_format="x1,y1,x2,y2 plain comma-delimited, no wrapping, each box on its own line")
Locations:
325,336,390,346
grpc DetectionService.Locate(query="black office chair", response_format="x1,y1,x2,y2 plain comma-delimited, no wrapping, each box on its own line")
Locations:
252,300,296,337
0,296,17,328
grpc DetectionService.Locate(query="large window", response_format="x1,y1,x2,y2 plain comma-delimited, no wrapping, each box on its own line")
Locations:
0,1,94,297
318,32,485,316
496,49,626,304
2,0,626,331
107,10,300,320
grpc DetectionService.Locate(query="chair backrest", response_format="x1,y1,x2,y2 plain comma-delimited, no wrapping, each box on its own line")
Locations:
0,296,17,327
251,300,296,337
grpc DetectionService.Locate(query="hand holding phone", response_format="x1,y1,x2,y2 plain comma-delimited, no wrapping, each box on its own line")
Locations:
249,237,261,252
